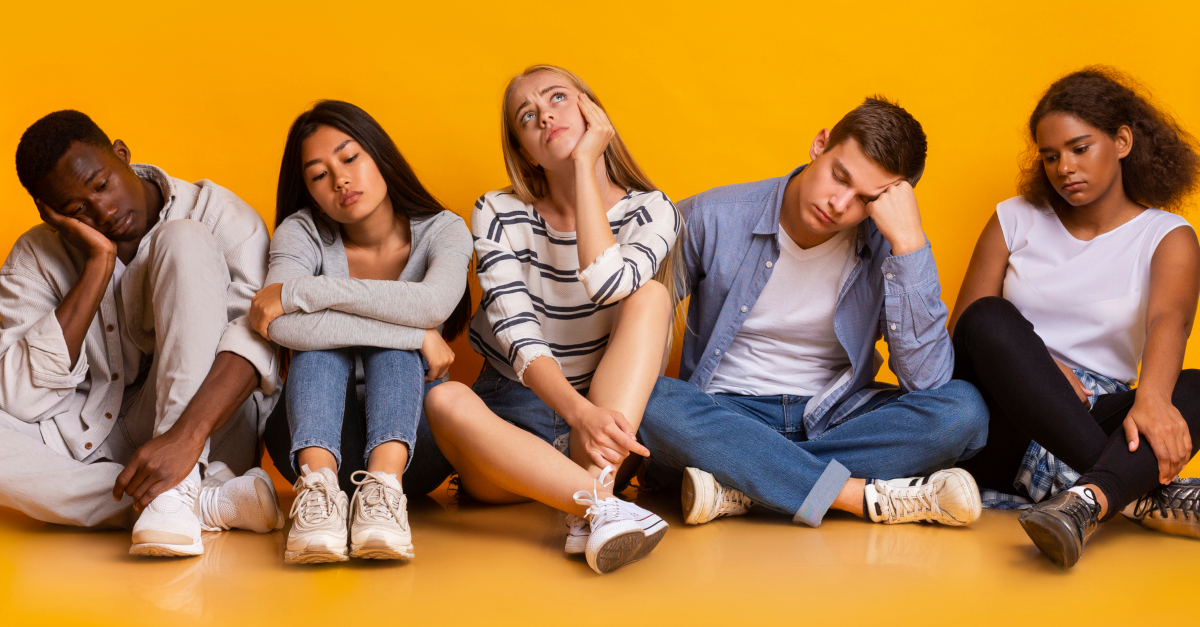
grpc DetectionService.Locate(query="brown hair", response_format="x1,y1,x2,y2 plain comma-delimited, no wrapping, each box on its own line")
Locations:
1019,66,1200,213
827,96,928,186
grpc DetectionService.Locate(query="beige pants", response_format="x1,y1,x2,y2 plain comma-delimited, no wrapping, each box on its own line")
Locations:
0,221,274,529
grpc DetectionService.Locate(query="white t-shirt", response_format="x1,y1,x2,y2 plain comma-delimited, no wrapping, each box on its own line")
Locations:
708,226,856,397
999,196,1192,383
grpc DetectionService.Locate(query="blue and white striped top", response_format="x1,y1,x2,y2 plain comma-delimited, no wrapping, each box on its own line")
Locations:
468,188,680,389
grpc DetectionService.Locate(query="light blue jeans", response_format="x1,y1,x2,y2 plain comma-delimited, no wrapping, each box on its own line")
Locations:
639,377,989,526
287,347,429,473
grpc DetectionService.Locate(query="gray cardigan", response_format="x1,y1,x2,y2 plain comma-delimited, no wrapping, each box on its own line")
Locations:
265,208,473,351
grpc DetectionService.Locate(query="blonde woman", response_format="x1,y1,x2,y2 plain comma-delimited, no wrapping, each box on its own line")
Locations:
425,65,679,574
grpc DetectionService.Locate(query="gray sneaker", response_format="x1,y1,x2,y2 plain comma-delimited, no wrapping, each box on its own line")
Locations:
1019,488,1100,569
1122,478,1200,540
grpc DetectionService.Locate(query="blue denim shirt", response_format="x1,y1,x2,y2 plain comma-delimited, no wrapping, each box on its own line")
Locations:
677,166,954,438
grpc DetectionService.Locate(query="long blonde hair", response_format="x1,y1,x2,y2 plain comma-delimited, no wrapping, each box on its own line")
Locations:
500,64,686,349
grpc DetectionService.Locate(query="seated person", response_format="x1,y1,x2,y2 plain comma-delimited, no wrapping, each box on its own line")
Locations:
952,67,1200,569
639,97,989,528
0,111,282,557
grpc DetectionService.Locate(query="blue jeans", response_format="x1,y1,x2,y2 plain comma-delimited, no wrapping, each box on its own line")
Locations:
471,366,573,455
639,377,989,526
287,347,434,476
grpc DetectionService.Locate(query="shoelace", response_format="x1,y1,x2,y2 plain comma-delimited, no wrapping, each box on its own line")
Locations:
166,480,200,509
572,465,618,531
289,472,342,527
884,484,943,522
1057,491,1100,535
1135,481,1200,520
198,484,226,531
351,471,406,525
718,485,753,514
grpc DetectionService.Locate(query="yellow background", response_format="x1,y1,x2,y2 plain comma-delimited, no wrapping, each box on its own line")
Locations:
3,2,1200,625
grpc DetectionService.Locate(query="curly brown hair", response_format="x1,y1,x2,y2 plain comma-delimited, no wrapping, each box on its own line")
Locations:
1019,66,1200,213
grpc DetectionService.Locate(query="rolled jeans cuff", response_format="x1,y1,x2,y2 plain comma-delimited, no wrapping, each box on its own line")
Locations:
364,433,416,474
291,438,343,474
792,459,852,527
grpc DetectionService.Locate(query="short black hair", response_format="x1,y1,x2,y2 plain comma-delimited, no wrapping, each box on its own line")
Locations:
15,110,112,197
827,96,928,186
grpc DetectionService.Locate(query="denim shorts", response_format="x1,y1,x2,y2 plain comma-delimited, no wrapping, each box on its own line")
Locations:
471,366,575,456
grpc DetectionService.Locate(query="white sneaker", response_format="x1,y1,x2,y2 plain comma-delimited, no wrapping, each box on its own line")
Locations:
285,465,349,564
572,466,668,574
682,467,752,525
864,468,981,526
564,514,589,555
131,466,204,557
349,470,414,560
198,465,284,533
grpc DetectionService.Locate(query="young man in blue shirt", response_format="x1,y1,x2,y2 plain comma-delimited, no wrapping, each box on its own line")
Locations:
639,97,989,528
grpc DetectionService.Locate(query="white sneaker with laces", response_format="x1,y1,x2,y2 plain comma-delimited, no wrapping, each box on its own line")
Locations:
864,468,981,526
572,466,668,574
564,514,589,555
131,465,204,557
349,470,414,560
285,465,349,564
198,464,284,533
682,467,752,525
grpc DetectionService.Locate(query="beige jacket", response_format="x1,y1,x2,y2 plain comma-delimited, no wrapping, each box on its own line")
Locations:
0,164,278,461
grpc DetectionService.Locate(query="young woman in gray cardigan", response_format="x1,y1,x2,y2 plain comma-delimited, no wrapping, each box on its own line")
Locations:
249,101,472,565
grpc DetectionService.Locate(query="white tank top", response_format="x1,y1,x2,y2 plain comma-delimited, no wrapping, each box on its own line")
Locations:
998,196,1192,383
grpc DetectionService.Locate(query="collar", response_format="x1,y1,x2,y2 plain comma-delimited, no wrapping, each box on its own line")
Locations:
130,163,177,219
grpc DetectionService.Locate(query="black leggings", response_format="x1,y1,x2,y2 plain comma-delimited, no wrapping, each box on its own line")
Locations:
953,297,1200,519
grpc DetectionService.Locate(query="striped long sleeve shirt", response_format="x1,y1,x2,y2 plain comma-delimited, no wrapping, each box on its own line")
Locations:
467,188,680,389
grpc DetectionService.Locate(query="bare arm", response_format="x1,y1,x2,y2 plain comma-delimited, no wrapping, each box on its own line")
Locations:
1122,226,1200,483
38,202,116,365
949,212,1008,335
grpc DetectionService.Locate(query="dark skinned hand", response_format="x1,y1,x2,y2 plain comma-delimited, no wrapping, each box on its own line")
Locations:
113,424,206,511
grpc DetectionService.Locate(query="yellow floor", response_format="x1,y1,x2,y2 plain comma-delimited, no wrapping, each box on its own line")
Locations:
2,469,1199,627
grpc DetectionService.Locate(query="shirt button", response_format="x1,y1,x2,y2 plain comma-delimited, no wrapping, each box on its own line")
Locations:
111,373,119,381
740,306,748,313
713,349,721,356
84,442,92,450
105,412,113,419
765,261,774,268
885,273,895,280
106,324,114,332
890,323,897,331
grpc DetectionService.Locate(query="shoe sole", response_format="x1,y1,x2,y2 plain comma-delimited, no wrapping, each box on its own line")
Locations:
629,524,668,564
564,535,587,555
284,548,349,564
350,543,415,560
130,541,203,557
593,529,646,574
682,468,713,525
1018,509,1081,569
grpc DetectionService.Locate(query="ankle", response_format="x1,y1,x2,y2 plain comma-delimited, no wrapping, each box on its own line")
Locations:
831,478,866,518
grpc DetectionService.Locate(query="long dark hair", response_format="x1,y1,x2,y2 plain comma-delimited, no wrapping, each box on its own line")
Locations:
1020,66,1200,213
276,100,471,340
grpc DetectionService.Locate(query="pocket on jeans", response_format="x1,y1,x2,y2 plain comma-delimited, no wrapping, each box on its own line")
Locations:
472,367,513,400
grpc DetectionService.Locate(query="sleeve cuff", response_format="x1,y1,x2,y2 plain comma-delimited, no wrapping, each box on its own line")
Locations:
217,317,279,395
280,280,301,314
26,311,89,389
576,243,624,299
513,347,560,385
881,242,939,296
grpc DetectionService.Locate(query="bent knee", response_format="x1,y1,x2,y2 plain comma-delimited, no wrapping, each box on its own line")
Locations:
955,296,1018,339
932,380,990,449
424,381,474,423
627,279,671,310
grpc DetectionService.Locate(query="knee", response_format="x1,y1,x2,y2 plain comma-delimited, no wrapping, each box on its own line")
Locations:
150,219,219,258
930,380,990,448
626,279,671,312
424,381,474,427
1172,369,1200,426
641,377,698,437
955,296,1019,341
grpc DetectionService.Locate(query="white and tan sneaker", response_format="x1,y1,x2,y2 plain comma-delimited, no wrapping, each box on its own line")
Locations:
572,466,668,574
348,470,414,560
285,465,349,564
682,467,753,525
198,464,284,533
865,468,981,526
564,514,589,555
131,465,204,557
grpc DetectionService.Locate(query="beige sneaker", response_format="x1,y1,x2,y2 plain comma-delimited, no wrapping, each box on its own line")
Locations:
682,467,752,525
349,470,414,560
131,465,204,557
865,468,981,526
285,465,349,564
